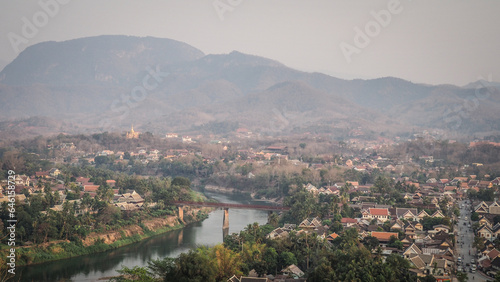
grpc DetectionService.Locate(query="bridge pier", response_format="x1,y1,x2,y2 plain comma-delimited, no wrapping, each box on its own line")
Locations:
223,208,229,230
178,205,184,222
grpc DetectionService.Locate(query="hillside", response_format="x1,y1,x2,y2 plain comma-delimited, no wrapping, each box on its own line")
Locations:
0,35,499,140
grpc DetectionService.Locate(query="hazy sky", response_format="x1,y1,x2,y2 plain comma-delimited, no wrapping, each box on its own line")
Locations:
0,0,499,86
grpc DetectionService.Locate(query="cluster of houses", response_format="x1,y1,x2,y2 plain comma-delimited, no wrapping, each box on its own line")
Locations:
475,201,500,241
477,242,500,276
0,172,145,213
265,203,455,279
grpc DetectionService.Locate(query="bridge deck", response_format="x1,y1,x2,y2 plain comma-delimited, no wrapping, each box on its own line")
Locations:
172,201,290,211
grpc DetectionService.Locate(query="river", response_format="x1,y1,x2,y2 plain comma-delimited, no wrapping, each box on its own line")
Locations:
15,192,269,282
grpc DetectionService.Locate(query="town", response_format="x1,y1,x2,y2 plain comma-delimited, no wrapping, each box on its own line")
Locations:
0,126,500,282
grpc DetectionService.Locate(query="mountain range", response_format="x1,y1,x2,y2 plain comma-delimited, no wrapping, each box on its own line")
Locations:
1,35,499,140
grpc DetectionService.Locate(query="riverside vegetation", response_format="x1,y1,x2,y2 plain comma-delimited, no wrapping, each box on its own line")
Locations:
1,132,500,281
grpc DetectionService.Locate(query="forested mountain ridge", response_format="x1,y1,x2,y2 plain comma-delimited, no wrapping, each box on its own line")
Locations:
0,35,499,139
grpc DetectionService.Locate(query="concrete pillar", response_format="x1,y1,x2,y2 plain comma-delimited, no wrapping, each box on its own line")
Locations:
178,206,184,222
223,208,229,230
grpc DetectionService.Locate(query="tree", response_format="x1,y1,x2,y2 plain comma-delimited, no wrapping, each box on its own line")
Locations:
385,253,414,280
307,258,336,282
494,271,500,282
147,257,176,280
110,266,155,281
166,249,217,282
210,244,242,281
299,143,306,149
456,271,468,282
268,212,279,228
363,236,380,250
279,251,297,269
240,242,267,275
171,176,191,188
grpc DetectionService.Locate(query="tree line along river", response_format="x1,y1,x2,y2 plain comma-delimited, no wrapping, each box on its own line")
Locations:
15,192,269,282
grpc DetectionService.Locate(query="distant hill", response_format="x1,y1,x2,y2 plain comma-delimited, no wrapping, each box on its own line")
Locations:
0,35,499,140
0,35,204,86
0,59,8,72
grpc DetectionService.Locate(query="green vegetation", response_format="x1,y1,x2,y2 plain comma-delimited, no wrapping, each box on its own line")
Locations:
112,224,416,281
13,223,178,266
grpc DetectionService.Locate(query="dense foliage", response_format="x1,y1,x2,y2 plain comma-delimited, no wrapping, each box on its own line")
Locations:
112,225,416,281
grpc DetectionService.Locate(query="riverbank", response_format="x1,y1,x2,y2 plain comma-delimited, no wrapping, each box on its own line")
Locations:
1,207,211,267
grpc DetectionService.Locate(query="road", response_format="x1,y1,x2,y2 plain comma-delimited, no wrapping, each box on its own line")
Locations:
456,200,491,281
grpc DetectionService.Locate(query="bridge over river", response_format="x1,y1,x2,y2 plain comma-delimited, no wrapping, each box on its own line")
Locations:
172,201,290,234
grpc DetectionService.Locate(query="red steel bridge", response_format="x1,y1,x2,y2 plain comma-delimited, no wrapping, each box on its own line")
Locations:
172,201,290,211
172,201,290,230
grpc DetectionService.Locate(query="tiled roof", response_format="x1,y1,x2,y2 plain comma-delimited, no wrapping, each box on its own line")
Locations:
410,256,426,269
488,249,500,259
370,208,389,216
341,218,357,223
371,231,398,241
84,185,100,192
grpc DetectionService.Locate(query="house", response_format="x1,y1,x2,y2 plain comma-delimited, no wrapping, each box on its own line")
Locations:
75,177,91,185
433,224,450,234
409,255,426,273
49,168,61,177
305,183,318,195
267,228,289,240
401,236,413,246
490,202,500,215
403,243,422,258
408,253,451,277
390,208,418,221
487,249,500,261
83,185,100,193
404,223,417,239
326,232,339,241
106,180,116,187
479,180,493,189
15,175,30,186
35,171,50,178
479,216,493,228
298,217,322,230
439,239,453,249
341,218,358,228
370,231,399,243
431,210,445,218
475,201,490,214
346,181,359,188
390,220,404,231
362,208,390,222
478,225,494,240
318,187,332,195
281,264,304,278
114,201,144,211
417,210,430,220
118,191,144,204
